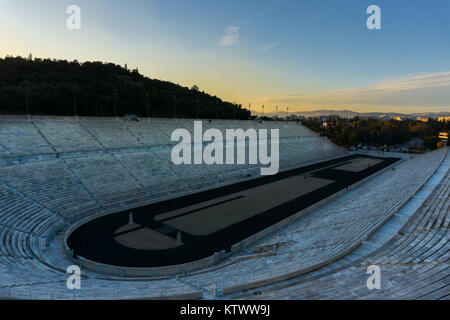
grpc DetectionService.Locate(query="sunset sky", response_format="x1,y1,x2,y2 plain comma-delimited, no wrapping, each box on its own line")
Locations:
1,0,449,114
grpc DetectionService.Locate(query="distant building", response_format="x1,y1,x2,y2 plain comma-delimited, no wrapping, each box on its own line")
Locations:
417,117,429,122
404,138,424,149
439,132,448,141
328,115,341,121
437,116,450,122
123,114,139,122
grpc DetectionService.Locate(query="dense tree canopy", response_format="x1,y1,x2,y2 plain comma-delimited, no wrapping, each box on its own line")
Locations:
0,56,250,119
301,117,449,151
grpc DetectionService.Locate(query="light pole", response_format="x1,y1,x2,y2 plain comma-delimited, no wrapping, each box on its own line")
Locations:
172,95,176,118
196,97,200,119
216,101,219,119
24,81,30,115
73,85,77,116
145,93,149,118
113,90,118,117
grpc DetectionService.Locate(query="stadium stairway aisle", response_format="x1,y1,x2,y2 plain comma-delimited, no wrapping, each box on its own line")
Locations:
178,148,447,297
242,148,449,300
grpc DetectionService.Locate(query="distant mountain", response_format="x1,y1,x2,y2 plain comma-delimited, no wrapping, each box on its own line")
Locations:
411,112,450,118
266,109,450,119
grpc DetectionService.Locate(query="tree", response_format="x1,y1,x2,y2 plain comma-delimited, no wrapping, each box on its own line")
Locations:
0,56,250,119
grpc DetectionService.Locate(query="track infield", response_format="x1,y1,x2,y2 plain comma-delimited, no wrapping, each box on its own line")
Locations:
67,154,400,267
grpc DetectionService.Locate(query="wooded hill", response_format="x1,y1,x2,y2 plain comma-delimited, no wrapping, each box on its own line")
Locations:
0,56,250,119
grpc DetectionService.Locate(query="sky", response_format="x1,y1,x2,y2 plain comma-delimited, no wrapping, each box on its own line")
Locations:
1,0,449,114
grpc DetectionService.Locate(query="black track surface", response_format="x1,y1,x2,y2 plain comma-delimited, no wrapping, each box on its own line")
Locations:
67,155,400,268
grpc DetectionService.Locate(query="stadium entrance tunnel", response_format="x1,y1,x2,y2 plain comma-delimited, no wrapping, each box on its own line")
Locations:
65,154,400,276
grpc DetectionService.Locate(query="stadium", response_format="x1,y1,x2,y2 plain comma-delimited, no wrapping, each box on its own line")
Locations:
0,115,448,300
